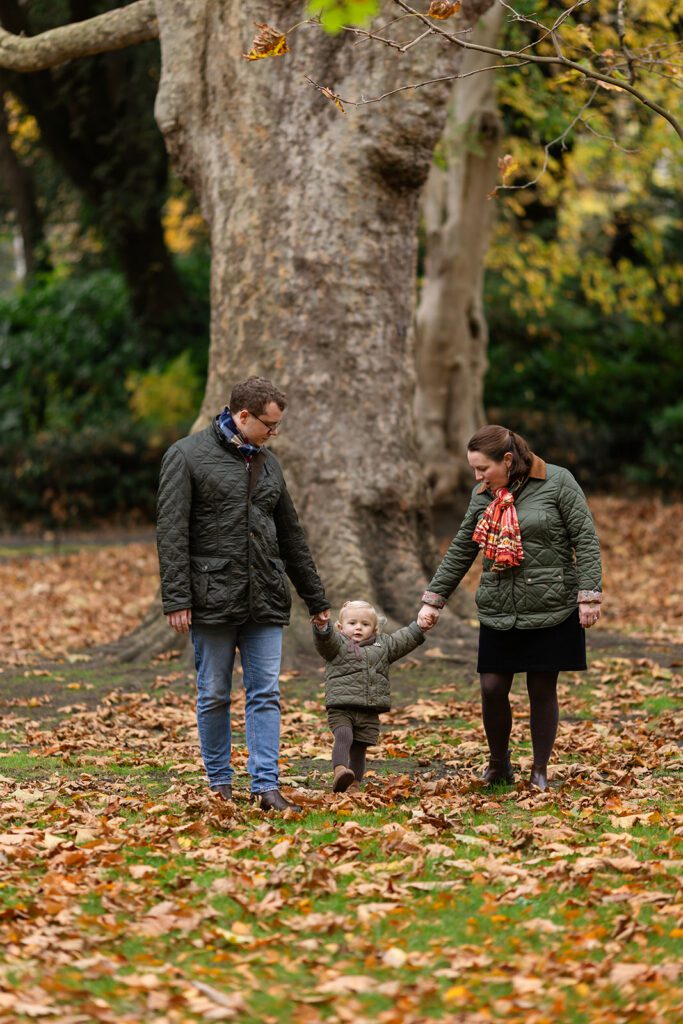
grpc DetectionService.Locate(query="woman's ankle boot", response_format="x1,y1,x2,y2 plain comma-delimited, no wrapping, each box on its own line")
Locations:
482,754,514,785
529,764,548,791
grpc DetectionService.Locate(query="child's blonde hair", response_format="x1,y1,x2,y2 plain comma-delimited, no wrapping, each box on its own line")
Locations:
336,600,380,635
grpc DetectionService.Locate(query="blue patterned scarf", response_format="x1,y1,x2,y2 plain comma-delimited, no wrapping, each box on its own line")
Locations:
217,408,263,458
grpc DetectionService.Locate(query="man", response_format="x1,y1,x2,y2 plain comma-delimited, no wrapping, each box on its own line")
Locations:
156,377,330,812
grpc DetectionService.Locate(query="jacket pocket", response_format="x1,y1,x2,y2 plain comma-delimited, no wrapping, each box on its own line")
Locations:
475,571,500,615
269,556,291,608
190,556,230,609
516,567,566,614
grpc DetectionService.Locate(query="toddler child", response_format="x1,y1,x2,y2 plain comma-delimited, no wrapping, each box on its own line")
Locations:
313,600,427,793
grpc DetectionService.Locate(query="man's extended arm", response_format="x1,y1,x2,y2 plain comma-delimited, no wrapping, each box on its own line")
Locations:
273,477,329,616
156,445,193,631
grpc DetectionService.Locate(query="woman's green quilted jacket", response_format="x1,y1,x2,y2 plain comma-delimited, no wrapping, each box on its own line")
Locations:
424,457,602,630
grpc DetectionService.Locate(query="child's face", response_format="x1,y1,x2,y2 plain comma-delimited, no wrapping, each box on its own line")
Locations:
339,609,377,643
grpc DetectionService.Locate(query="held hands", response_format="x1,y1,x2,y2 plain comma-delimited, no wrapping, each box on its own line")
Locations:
311,608,331,630
578,602,601,628
417,604,440,632
167,609,192,633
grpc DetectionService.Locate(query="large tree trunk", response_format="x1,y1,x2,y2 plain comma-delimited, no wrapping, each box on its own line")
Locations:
414,4,504,509
110,0,499,664
153,0,493,638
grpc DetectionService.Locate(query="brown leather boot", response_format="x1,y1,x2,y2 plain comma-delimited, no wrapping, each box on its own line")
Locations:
211,784,233,801
529,764,548,791
482,754,514,785
333,765,355,793
254,789,302,813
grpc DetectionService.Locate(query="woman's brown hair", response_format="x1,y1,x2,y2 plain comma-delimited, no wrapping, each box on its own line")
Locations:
467,425,533,482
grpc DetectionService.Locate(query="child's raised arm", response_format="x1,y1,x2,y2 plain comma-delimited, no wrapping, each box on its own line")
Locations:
312,621,344,662
385,621,425,664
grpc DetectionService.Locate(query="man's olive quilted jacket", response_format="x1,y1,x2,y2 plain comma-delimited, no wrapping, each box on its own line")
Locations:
424,457,602,630
313,622,425,711
156,420,327,625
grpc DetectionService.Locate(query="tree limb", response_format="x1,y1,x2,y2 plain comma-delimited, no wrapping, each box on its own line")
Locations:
391,0,683,141
0,0,158,73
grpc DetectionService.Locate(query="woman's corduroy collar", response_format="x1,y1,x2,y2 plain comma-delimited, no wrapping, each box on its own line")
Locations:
477,453,547,494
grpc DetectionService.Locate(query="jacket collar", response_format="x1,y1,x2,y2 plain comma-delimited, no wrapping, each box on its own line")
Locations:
477,453,546,494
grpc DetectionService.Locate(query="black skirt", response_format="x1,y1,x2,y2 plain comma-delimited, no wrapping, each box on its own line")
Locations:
477,608,586,674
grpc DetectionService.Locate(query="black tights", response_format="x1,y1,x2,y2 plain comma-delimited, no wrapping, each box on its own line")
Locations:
480,672,559,767
332,727,368,782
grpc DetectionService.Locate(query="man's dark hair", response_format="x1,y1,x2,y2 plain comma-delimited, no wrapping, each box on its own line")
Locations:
229,377,287,416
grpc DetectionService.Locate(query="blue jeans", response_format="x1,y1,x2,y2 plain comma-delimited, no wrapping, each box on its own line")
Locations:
191,622,283,794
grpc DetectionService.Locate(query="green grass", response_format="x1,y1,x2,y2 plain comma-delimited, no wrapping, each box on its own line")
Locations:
0,655,680,1022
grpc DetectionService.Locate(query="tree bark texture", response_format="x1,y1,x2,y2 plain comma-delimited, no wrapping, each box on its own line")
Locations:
414,4,504,506
154,0,493,629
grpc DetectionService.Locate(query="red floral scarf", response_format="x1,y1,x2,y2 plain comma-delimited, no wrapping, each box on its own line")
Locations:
472,487,524,571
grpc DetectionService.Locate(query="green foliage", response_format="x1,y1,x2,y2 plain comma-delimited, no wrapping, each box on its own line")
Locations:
127,351,202,436
0,253,209,527
307,0,380,33
643,403,683,488
481,0,683,491
0,425,163,527
0,255,208,440
0,269,136,437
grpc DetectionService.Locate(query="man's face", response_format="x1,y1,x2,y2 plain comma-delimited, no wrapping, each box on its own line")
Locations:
235,401,284,446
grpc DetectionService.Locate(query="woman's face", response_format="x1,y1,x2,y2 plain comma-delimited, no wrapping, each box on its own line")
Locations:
467,449,512,492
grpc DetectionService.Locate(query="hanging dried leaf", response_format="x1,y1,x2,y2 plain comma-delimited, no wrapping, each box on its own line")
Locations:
242,23,289,61
319,85,346,113
427,0,461,19
597,78,624,92
498,153,518,183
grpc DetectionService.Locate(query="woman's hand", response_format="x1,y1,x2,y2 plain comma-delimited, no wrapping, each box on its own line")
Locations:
418,604,440,632
579,602,601,628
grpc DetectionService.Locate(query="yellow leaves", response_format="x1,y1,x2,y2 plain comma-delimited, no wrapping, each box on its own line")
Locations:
497,153,518,186
427,0,461,18
163,195,207,256
242,23,289,61
443,984,470,1004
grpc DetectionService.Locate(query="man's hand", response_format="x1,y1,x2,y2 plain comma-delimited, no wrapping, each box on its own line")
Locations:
311,608,331,630
417,604,440,632
578,602,601,629
168,609,192,633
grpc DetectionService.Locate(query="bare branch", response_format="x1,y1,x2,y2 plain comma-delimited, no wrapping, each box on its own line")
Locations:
306,61,532,108
580,116,640,153
391,0,683,141
494,85,601,195
616,0,637,84
0,0,157,73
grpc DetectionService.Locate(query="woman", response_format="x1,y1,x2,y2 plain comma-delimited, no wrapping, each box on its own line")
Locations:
417,425,602,791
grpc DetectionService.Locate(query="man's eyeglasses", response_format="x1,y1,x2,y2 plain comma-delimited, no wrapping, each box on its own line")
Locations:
250,412,283,435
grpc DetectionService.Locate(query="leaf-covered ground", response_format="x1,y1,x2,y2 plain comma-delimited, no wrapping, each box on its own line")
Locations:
0,498,681,1022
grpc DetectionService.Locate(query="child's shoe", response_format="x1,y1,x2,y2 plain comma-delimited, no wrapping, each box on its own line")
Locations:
333,765,355,793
